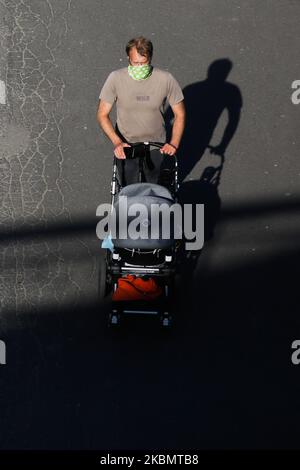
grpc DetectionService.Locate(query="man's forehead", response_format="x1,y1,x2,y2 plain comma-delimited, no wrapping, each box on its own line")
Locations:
128,47,148,61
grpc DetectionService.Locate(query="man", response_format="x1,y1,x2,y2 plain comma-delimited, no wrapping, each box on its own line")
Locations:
96,36,185,186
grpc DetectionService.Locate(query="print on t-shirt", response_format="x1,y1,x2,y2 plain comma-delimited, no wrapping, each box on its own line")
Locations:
136,95,150,101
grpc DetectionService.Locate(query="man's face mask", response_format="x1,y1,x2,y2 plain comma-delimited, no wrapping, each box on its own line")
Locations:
128,63,152,81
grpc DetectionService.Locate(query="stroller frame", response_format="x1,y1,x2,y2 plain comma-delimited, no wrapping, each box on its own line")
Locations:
99,142,181,328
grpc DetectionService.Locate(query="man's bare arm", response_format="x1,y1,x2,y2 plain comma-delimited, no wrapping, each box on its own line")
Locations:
161,101,186,155
170,100,186,148
96,100,130,158
96,100,122,146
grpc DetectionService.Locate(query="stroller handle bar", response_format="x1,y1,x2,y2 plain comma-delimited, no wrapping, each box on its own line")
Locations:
110,141,179,200
124,141,174,152
127,141,164,148
114,141,177,161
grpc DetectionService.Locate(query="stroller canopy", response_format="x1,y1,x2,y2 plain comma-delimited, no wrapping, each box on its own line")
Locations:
112,183,180,250
117,182,174,200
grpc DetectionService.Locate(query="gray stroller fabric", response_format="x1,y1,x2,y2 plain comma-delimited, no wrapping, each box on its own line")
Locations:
112,183,180,250
117,182,174,201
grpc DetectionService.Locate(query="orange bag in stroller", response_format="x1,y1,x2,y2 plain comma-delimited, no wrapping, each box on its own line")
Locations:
112,274,163,302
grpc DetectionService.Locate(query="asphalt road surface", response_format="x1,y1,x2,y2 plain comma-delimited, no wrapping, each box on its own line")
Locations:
0,0,300,450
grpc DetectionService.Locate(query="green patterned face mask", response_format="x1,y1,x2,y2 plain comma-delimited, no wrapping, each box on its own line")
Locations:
128,64,152,81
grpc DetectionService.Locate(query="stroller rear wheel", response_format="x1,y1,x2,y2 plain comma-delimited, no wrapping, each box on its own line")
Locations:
108,310,121,328
98,253,112,299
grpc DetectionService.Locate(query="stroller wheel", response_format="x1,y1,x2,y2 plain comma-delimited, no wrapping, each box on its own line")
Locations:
160,311,173,329
108,311,121,328
98,254,107,300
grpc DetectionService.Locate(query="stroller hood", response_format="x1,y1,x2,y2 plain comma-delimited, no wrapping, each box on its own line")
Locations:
117,182,174,201
112,183,180,250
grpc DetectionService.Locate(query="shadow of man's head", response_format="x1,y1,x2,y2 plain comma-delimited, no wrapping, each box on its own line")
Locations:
207,58,233,84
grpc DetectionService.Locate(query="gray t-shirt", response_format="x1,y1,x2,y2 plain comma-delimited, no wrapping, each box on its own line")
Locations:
99,67,184,142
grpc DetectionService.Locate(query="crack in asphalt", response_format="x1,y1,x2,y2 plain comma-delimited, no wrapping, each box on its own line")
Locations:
0,0,96,316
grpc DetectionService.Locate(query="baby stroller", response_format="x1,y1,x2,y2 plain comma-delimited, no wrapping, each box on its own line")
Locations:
98,142,181,328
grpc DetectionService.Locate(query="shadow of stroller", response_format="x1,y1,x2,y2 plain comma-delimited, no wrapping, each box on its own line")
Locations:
166,58,242,182
177,150,224,280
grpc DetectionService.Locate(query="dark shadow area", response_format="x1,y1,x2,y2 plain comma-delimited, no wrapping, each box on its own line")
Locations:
0,217,97,243
0,197,299,243
166,58,242,182
0,240,300,450
0,193,300,451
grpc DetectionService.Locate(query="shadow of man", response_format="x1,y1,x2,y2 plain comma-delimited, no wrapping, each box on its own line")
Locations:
167,59,242,294
167,58,242,182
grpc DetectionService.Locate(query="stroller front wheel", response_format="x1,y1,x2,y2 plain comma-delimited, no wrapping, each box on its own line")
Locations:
160,311,173,328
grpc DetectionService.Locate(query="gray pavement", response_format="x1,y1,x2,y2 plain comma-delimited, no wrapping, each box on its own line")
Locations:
0,0,300,450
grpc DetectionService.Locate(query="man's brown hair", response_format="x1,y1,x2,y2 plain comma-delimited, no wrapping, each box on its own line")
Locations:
126,36,153,61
